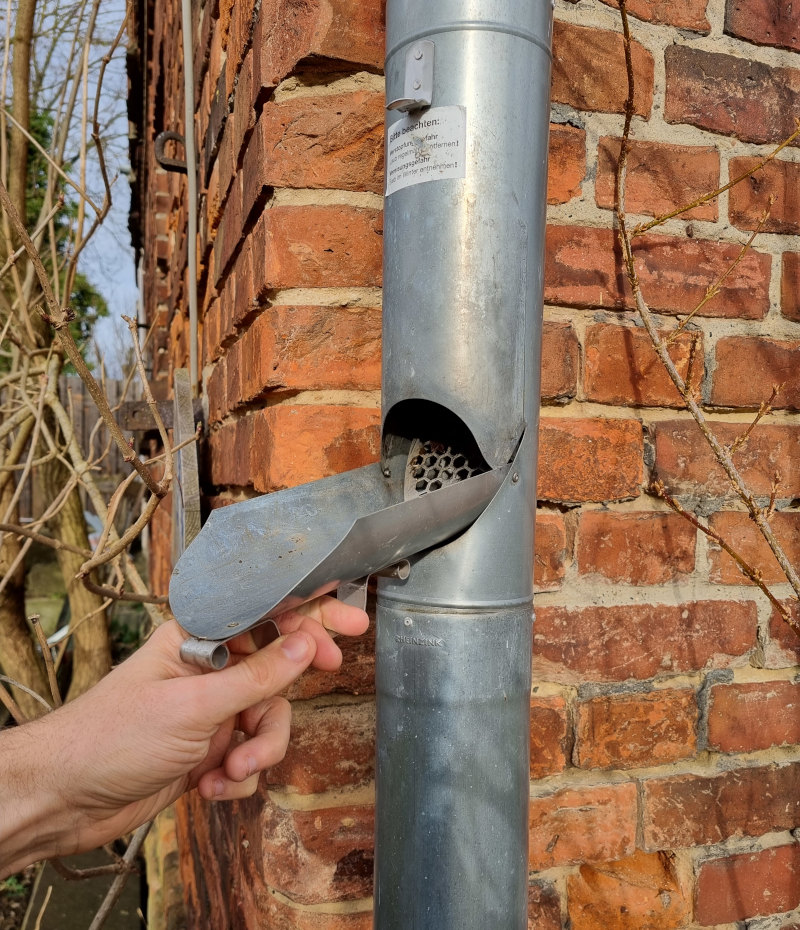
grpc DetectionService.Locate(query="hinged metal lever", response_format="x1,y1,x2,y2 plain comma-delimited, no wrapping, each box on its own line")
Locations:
337,560,411,612
387,41,434,112
180,619,280,671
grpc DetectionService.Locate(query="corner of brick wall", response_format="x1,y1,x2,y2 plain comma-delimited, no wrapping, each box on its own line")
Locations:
136,0,800,926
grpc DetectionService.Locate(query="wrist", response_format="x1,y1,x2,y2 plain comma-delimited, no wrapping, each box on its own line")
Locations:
0,716,79,878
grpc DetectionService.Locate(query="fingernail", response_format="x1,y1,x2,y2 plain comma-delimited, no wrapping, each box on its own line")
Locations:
246,756,257,777
213,778,225,797
280,631,310,662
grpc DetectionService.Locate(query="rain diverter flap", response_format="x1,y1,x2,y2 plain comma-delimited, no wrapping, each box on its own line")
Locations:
169,460,507,642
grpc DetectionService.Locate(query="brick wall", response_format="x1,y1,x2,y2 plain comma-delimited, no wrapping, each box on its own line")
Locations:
131,0,800,926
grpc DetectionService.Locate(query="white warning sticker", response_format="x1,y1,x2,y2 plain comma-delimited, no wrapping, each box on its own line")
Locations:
385,105,466,197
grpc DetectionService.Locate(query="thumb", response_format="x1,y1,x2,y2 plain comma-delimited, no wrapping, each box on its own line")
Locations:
192,631,316,724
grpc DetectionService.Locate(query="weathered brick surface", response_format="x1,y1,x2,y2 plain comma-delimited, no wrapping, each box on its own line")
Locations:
665,46,800,145
541,321,579,402
544,225,771,319
596,138,719,221
725,0,800,52
696,844,800,925
266,701,375,794
529,783,638,869
533,601,756,683
576,690,697,770
547,123,586,205
530,694,571,779
769,603,800,666
599,0,710,31
576,511,696,585
707,680,800,752
208,304,381,421
528,880,563,930
537,417,644,504
653,420,800,500
567,850,691,930
642,763,800,849
251,205,383,291
708,511,800,585
250,91,385,194
729,156,800,235
783,252,800,321
251,405,380,492
253,0,384,92
259,803,374,904
711,336,800,410
534,511,569,590
552,21,654,116
583,322,702,408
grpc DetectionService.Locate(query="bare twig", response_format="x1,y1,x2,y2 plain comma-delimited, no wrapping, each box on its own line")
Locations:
633,122,800,237
87,822,151,930
0,675,51,713
0,680,26,724
615,0,800,610
727,384,784,456
29,614,62,708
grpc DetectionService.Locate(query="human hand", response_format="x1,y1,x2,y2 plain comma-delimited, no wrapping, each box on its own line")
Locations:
0,596,369,876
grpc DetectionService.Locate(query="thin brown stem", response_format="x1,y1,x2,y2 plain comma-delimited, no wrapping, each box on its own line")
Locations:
29,614,62,708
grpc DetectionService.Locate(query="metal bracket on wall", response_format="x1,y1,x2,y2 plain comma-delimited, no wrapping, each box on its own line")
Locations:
154,130,187,173
386,40,435,112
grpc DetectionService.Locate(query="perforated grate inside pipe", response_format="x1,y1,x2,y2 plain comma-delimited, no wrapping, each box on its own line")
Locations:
404,438,487,499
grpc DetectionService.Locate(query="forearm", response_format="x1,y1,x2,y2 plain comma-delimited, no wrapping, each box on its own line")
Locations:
0,715,78,878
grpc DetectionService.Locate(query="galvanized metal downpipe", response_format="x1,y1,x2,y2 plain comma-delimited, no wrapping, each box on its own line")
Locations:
375,2,553,927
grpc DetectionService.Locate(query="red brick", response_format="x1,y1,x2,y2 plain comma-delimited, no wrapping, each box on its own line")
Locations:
537,418,644,504
584,322,703,408
551,21,654,117
208,417,255,488
541,321,579,402
708,511,800,585
653,420,800,500
236,305,381,405
260,803,373,904
575,690,697,770
726,0,800,52
544,225,770,319
253,206,383,291
528,880,562,930
577,511,696,585
696,844,800,925
267,701,374,794
782,252,800,322
253,0,384,91
567,850,691,930
253,91,385,194
730,156,800,235
708,680,800,753
534,601,756,683
534,510,569,591
596,137,719,221
287,622,375,700
530,694,570,779
768,602,800,666
547,123,586,205
251,405,380,492
642,763,800,849
529,783,637,870
712,337,800,410
598,0,710,30
665,46,800,145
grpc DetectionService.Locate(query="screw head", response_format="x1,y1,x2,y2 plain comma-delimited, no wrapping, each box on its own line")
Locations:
414,47,423,60
404,617,413,627
512,472,520,483
412,79,421,90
